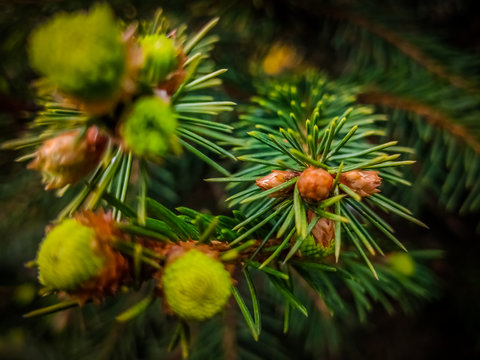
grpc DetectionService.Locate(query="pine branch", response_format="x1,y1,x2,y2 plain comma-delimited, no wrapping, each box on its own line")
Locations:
0,4,445,359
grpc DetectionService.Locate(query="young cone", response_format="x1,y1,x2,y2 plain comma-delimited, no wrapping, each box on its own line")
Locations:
28,4,126,102
140,34,182,85
28,126,107,190
256,170,298,197
36,211,129,302
340,170,382,197
300,211,335,257
297,167,333,202
161,244,232,321
120,96,180,160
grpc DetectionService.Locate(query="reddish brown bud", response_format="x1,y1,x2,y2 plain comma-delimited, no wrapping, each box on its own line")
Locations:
256,170,298,197
28,126,108,190
307,210,335,248
300,210,335,257
340,170,382,197
297,167,333,201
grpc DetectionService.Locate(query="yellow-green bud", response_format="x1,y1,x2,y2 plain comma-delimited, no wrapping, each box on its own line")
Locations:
389,252,415,276
140,34,179,84
28,4,126,101
121,96,180,159
162,249,232,321
37,219,105,291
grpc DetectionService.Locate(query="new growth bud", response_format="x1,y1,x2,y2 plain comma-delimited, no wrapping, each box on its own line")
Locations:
28,4,126,101
120,96,180,159
388,252,415,276
300,211,335,257
36,211,129,301
37,219,103,291
340,170,382,197
28,126,107,190
256,170,298,197
297,167,333,201
140,34,181,84
162,248,232,321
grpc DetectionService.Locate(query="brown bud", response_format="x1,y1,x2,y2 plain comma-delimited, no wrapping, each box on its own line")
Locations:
340,170,382,197
256,170,298,197
307,210,335,249
28,126,108,190
297,167,333,201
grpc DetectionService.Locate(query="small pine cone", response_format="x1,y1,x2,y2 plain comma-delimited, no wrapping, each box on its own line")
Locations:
36,210,129,303
256,170,298,197
28,126,108,190
297,167,333,201
340,170,382,197
161,244,232,321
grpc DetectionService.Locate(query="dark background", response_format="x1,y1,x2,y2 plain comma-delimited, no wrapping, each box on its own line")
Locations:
1,1,479,359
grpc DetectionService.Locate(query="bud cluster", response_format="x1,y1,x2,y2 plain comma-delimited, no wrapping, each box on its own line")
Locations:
256,167,382,202
24,4,192,189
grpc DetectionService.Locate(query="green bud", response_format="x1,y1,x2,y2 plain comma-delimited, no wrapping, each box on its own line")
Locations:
140,34,179,84
162,249,232,321
37,219,105,291
29,4,126,101
121,96,180,159
389,252,415,276
300,234,335,258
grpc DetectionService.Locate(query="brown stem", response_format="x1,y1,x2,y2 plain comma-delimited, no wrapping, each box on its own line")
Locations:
292,268,331,319
357,91,480,154
223,297,238,360
324,9,477,93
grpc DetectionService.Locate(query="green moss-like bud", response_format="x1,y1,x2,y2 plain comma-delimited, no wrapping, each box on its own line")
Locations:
28,4,126,101
140,34,179,84
37,219,105,291
121,96,180,159
389,252,415,276
162,249,232,321
300,234,335,258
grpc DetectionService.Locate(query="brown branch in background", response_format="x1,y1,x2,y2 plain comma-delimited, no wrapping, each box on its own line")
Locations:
324,9,477,93
357,91,480,154
223,298,238,360
293,269,331,319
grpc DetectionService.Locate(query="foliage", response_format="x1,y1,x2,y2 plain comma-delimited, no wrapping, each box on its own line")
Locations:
4,1,473,359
